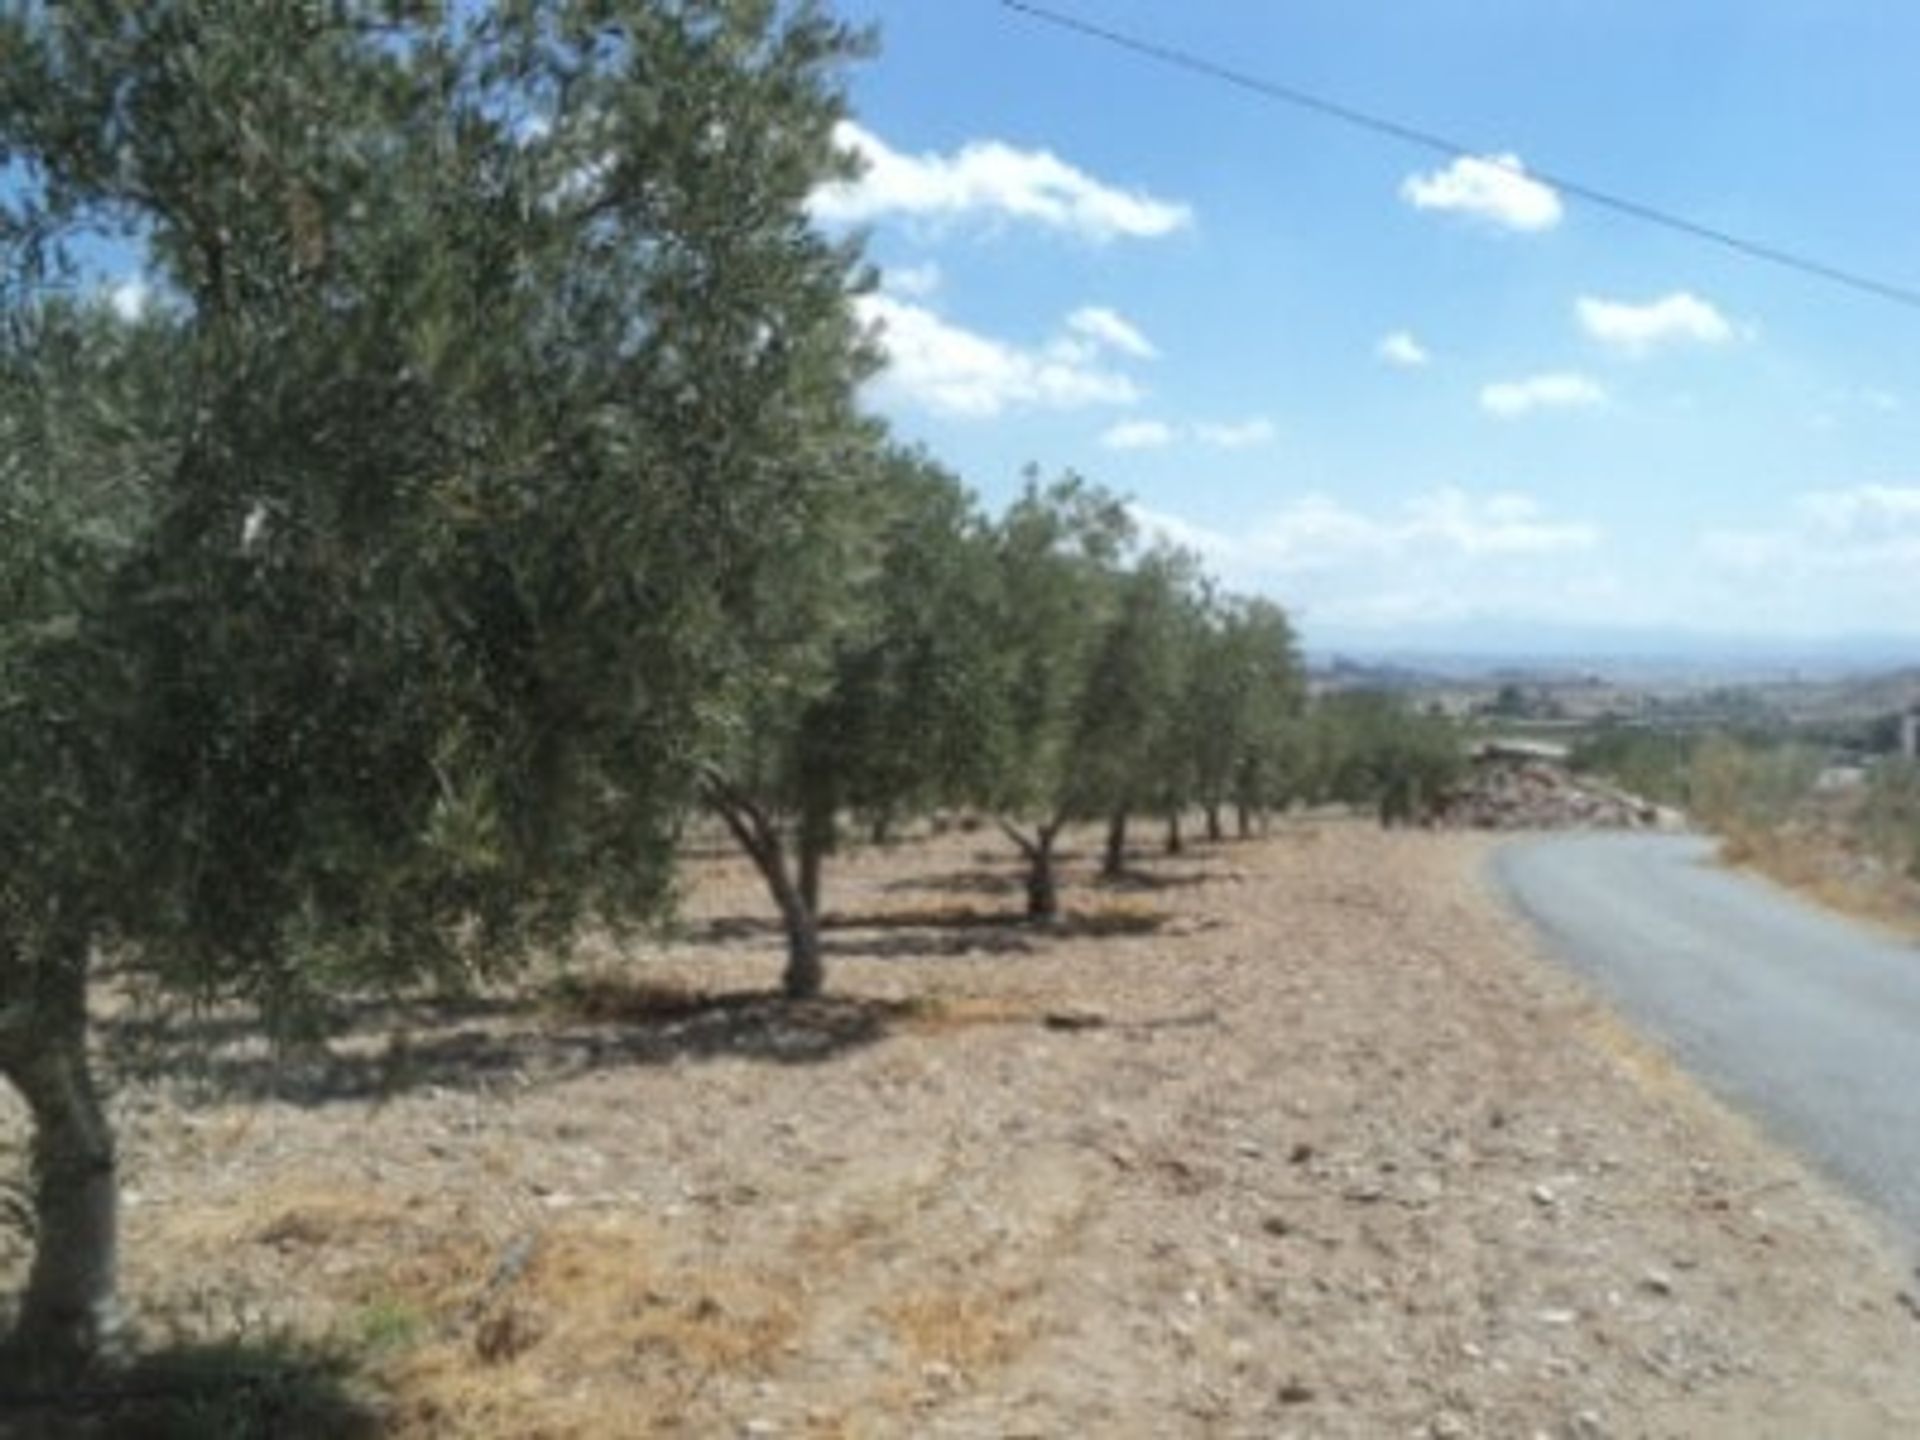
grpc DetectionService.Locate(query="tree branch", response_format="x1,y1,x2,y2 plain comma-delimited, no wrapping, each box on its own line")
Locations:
699,766,783,881
996,817,1040,861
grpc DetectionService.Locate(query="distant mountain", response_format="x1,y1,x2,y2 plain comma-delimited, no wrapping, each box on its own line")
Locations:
1304,620,1920,683
1308,655,1438,691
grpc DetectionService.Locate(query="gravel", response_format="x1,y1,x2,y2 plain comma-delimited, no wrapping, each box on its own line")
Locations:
6,819,1920,1436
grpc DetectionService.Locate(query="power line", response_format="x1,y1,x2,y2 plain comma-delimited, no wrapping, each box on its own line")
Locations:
999,0,1920,313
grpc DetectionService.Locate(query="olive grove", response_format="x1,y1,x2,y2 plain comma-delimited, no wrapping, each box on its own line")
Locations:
0,0,1447,1384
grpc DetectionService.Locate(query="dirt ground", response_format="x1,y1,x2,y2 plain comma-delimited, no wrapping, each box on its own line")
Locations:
6,818,1920,1438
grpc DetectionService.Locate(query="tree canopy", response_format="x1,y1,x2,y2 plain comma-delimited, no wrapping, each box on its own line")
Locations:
0,0,1342,1384
0,0,874,1375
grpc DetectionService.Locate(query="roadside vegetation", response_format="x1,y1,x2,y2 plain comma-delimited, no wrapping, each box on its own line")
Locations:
1573,723,1920,927
0,0,1470,1404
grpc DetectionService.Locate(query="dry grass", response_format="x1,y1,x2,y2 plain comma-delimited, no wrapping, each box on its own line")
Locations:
882,1283,1039,1373
250,1192,411,1253
1720,822,1920,938
544,971,1054,1035
149,1174,412,1265
893,992,1053,1033
540,972,729,1025
377,1219,806,1439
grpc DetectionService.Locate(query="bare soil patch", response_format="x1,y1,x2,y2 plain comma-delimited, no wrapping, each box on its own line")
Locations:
6,820,1920,1437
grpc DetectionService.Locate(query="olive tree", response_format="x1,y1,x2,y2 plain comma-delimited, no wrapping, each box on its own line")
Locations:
1222,598,1308,835
981,473,1132,920
0,0,872,1377
1075,546,1204,876
701,447,1003,997
1312,692,1464,825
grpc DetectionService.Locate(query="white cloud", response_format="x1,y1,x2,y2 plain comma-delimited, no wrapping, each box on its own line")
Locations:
1403,490,1600,555
1696,484,1920,631
856,293,1143,418
1400,153,1563,232
107,277,151,322
1195,418,1277,450
1067,306,1157,360
1126,506,1233,562
1576,292,1735,354
1102,419,1176,451
1134,488,1597,569
1096,416,1274,451
883,261,943,298
1703,484,1920,575
1130,488,1604,629
1479,372,1606,418
814,122,1193,243
1377,331,1430,368
1799,484,1920,536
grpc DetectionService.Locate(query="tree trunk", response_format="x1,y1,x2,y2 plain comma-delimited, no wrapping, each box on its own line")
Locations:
1102,809,1129,879
1026,837,1060,923
0,935,120,1380
999,818,1063,924
709,782,826,1001
1236,801,1252,839
752,838,823,1001
1165,810,1184,855
1205,804,1223,843
797,785,835,922
776,889,825,1001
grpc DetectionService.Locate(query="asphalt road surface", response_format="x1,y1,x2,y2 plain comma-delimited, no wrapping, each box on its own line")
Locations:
1495,832,1920,1238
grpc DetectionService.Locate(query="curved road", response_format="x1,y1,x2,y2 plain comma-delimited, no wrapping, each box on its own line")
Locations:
1494,832,1920,1237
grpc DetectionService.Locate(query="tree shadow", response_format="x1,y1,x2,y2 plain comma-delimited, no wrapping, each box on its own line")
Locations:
104,993,527,1071
682,902,1025,944
822,928,1037,961
680,899,1177,960
1093,867,1215,892
104,987,905,1111
0,1335,380,1440
823,901,1175,958
879,868,1023,898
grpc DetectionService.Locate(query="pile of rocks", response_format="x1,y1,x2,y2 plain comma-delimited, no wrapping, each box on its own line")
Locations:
1440,743,1683,832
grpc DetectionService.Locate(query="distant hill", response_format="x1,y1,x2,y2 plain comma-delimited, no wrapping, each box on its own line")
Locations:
1309,655,1440,692
1305,623,1920,686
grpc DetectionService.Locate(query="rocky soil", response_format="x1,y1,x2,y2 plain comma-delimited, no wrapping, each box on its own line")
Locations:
5,819,1920,1437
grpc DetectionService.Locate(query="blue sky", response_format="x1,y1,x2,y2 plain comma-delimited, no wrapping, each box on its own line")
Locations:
819,1,1920,656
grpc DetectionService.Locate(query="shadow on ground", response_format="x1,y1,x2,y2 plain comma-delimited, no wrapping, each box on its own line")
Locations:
686,900,1174,947
106,986,908,1110
1095,867,1215,892
98,870,1184,1111
0,1336,380,1440
880,867,1025,898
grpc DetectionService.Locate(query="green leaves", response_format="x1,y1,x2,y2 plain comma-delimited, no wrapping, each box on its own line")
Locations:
0,0,874,1006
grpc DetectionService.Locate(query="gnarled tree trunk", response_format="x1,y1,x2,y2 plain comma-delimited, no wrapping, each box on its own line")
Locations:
796,783,835,923
1102,809,1128,879
773,877,824,1000
1001,818,1063,924
0,930,120,1380
706,777,826,1001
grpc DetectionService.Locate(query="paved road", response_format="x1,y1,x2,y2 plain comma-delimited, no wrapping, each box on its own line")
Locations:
1494,832,1920,1237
